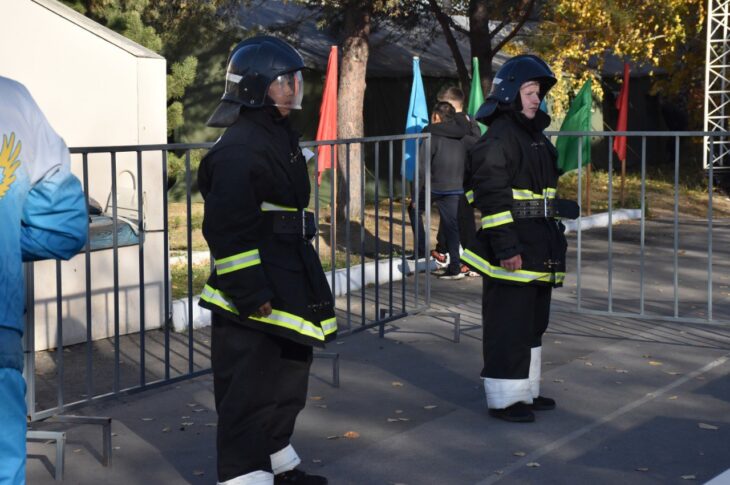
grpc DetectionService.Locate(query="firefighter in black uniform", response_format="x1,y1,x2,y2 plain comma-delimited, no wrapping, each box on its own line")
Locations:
461,55,573,423
198,36,336,485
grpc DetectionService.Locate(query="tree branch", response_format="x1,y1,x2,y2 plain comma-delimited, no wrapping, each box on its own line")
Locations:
427,0,470,95
492,0,535,55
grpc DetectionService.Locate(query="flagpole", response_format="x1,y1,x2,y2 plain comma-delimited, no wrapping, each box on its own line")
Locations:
620,159,626,207
586,163,592,216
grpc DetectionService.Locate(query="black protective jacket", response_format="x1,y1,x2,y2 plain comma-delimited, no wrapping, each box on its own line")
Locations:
197,108,337,347
461,110,567,286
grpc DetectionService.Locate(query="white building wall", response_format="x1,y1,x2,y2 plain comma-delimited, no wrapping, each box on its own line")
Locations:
0,0,168,351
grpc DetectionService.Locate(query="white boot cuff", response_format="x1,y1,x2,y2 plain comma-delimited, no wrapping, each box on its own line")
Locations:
270,444,301,475
529,346,542,398
483,377,532,409
218,470,274,485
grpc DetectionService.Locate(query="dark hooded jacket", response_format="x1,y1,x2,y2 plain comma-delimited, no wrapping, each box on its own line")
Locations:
461,109,567,287
418,119,470,193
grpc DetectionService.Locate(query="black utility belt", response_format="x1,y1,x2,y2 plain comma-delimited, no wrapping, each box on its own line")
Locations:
269,210,317,239
512,199,556,219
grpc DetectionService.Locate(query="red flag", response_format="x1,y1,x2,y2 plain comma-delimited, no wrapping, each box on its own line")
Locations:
613,62,630,162
316,46,338,185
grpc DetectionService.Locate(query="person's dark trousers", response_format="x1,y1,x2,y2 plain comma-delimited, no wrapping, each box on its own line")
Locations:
457,193,477,250
407,188,427,259
212,313,312,482
432,193,461,274
480,280,552,379
436,194,475,254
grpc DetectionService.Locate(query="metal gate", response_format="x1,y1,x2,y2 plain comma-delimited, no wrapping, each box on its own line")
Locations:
549,130,729,326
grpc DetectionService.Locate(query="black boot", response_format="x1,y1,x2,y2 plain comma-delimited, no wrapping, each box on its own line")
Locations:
488,402,535,422
275,469,327,485
530,395,556,411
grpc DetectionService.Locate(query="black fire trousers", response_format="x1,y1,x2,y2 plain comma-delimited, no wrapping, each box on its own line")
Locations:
212,313,312,482
481,279,552,378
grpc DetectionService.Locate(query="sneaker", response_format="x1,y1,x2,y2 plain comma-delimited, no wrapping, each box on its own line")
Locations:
275,469,328,484
488,402,535,423
530,395,556,411
438,268,465,280
460,264,479,277
430,250,448,267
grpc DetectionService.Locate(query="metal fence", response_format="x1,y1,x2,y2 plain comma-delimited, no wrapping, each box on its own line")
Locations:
24,128,728,478
547,130,729,326
23,133,432,426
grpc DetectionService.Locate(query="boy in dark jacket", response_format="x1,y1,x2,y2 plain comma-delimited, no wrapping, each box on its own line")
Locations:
413,101,470,279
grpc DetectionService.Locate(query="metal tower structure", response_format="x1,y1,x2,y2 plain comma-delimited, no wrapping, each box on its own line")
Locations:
705,0,730,171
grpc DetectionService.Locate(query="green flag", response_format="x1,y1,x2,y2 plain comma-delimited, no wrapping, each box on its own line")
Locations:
467,57,487,134
556,79,592,173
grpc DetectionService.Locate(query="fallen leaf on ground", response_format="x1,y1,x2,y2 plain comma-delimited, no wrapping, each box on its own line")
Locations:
424,405,437,410
668,396,678,400
616,369,629,374
648,361,663,366
326,435,339,440
526,462,540,468
162,427,171,433
181,422,194,426
397,418,410,422
387,418,399,422
309,396,324,401
141,417,154,421
513,451,526,457
681,475,696,480
73,449,82,453
698,423,719,430
395,409,404,414
392,381,404,387
584,361,594,366
343,431,360,439
317,404,328,409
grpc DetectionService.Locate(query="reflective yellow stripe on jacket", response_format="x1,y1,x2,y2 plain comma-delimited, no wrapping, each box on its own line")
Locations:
481,210,513,229
260,201,297,212
200,285,337,341
215,249,261,275
465,190,474,205
512,187,557,200
461,249,565,285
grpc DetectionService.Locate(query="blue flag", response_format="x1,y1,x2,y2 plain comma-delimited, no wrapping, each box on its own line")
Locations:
403,57,428,182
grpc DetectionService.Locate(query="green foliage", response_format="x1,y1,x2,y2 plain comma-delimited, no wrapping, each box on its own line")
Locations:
61,0,238,140
167,101,184,135
167,56,198,100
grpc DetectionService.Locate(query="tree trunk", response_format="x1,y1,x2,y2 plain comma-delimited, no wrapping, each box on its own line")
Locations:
428,0,470,96
337,2,371,222
469,0,494,94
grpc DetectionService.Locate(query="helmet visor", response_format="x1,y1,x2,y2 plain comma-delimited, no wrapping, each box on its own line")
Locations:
267,70,304,110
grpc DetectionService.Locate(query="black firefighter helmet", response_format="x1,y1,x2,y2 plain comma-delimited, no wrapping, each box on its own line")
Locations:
207,35,306,127
475,54,556,125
